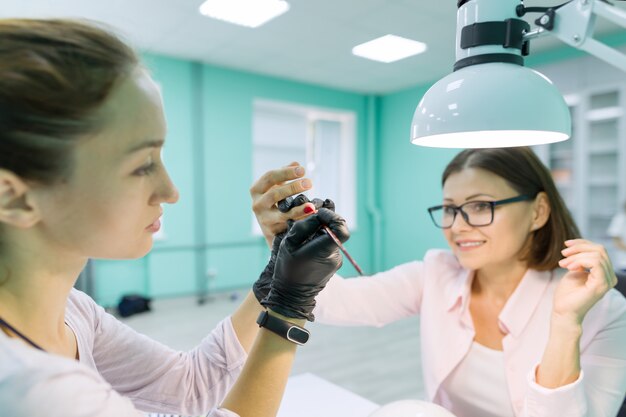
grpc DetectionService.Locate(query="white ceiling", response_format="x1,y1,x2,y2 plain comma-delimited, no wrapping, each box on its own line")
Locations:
2,0,625,94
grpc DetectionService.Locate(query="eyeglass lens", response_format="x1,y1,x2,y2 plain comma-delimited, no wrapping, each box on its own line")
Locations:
432,202,493,228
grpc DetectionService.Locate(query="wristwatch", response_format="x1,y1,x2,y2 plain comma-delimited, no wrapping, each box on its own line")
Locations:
256,310,310,345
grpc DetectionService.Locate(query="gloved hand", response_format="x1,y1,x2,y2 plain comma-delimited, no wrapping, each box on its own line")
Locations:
252,231,286,303
261,208,349,321
278,194,335,213
253,197,336,303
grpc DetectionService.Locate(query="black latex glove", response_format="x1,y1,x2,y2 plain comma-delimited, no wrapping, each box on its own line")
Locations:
277,194,336,213
261,208,349,321
255,196,335,303
252,230,286,303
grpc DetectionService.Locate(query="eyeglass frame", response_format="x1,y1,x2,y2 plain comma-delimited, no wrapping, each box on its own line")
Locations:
427,194,535,229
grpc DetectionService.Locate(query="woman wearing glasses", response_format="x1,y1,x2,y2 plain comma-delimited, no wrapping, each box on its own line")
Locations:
251,147,626,417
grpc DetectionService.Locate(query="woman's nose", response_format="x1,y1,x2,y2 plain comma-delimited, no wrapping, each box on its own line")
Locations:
163,183,180,204
450,210,472,231
154,168,179,205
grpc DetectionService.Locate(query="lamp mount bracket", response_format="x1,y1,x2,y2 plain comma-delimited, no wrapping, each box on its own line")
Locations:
460,19,531,53
522,0,626,71
455,17,530,70
535,8,557,30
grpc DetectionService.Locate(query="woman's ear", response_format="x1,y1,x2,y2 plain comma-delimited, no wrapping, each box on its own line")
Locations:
530,191,551,232
0,169,41,229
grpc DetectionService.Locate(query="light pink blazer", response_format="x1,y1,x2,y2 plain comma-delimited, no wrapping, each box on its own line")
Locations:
313,249,626,417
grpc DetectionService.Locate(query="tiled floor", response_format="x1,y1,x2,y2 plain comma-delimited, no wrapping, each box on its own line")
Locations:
120,289,425,406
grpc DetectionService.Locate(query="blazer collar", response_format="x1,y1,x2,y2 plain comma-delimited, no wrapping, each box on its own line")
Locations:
498,269,553,337
445,268,473,312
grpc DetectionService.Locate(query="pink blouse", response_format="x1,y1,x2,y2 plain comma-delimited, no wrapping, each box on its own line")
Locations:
314,249,626,417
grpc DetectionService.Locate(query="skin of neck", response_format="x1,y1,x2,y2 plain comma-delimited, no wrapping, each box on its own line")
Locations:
0,230,86,348
472,258,529,306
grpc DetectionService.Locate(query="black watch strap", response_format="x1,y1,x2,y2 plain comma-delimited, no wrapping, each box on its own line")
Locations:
256,310,310,345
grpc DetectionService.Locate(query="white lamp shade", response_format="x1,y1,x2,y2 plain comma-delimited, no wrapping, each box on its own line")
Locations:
369,399,457,417
411,63,571,148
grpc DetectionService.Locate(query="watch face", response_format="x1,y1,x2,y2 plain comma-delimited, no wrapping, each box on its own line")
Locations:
286,326,310,345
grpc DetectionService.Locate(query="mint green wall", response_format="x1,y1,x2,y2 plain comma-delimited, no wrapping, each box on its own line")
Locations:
378,86,456,270
200,66,371,285
93,55,371,306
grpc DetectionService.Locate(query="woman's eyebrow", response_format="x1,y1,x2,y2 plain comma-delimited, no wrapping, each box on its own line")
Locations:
125,139,164,155
464,193,494,201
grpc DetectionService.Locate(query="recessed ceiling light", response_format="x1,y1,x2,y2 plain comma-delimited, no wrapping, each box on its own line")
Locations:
352,35,428,63
199,0,290,28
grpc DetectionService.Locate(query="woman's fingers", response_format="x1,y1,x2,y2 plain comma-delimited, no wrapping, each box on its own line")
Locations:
251,166,312,212
560,240,611,278
554,239,619,322
251,163,318,243
250,163,306,199
559,251,602,269
563,238,589,247
561,240,608,258
560,240,614,271
559,252,616,291
262,179,312,210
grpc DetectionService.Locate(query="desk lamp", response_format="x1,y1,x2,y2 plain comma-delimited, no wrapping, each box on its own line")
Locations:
411,0,626,148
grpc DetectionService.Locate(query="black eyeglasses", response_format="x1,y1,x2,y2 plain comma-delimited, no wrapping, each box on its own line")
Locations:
427,195,534,229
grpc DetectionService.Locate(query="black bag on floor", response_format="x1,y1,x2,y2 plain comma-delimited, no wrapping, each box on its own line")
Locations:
117,294,152,318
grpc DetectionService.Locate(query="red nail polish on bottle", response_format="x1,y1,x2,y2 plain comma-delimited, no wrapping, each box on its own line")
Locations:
303,205,314,214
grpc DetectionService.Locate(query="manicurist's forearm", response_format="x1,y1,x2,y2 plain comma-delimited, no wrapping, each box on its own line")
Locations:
230,291,266,353
221,311,305,417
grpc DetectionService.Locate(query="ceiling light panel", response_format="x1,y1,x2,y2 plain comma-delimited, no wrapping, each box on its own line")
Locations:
199,0,290,28
352,34,428,63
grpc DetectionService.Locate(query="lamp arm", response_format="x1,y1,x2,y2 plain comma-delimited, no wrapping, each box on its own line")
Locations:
524,0,626,71
523,27,551,41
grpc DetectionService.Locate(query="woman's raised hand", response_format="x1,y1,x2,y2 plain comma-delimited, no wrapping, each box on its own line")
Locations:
555,239,618,325
250,162,315,245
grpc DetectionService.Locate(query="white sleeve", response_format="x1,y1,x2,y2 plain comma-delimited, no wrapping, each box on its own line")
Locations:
3,365,241,417
65,290,247,415
91,311,246,415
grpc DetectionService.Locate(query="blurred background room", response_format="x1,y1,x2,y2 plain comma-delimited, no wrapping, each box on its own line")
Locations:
3,0,626,412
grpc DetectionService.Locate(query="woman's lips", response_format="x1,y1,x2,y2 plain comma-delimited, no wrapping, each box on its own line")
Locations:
456,240,486,251
146,218,161,233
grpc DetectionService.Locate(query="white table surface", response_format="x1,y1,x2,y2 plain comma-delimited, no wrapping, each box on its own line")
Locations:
278,373,380,417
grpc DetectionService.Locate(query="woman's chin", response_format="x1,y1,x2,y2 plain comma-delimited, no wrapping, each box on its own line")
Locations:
454,253,484,271
134,243,153,258
108,242,153,260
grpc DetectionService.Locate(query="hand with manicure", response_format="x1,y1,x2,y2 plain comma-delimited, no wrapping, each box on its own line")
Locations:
250,162,316,246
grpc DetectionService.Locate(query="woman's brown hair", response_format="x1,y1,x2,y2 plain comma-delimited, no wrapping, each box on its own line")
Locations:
0,18,139,184
442,147,581,270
